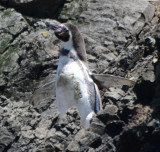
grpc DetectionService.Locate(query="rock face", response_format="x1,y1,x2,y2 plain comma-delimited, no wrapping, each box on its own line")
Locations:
0,0,160,151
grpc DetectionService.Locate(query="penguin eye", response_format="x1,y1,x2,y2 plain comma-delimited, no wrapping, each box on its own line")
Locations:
64,28,69,32
56,25,68,34
55,24,70,42
61,26,69,33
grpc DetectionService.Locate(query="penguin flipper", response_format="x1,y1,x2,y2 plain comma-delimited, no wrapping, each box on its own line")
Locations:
91,74,135,89
94,83,102,113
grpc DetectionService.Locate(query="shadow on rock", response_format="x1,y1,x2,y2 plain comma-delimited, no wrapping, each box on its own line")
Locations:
0,0,66,18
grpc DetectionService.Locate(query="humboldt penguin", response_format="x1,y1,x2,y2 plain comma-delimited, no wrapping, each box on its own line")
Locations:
46,22,102,128
45,22,135,128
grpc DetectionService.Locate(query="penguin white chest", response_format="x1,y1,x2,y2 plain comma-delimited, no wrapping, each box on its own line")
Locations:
56,55,94,128
56,59,86,101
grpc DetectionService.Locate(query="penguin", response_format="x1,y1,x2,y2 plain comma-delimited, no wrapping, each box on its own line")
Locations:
46,22,102,128
45,21,135,128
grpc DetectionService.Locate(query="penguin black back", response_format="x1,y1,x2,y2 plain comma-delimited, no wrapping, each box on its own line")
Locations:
64,23,88,65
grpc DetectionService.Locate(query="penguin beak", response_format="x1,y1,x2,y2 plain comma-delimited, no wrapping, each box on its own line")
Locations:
45,22,59,30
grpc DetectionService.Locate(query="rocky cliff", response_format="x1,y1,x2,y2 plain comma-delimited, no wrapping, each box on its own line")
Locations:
0,0,160,151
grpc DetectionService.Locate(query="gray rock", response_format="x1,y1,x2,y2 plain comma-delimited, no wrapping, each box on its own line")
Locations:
73,129,101,149
0,8,27,35
0,126,15,147
30,74,56,112
0,8,59,102
66,140,80,152
104,87,125,101
75,129,93,144
76,0,155,47
97,105,119,123
0,0,160,151
89,117,106,135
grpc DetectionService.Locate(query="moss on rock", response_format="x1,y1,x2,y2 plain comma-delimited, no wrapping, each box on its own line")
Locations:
58,0,87,21
0,34,13,54
2,9,12,18
0,42,19,72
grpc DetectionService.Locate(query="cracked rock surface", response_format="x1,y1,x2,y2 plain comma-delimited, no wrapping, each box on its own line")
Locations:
0,0,160,152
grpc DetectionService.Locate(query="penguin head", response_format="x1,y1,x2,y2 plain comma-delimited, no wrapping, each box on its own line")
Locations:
46,22,71,42
46,22,88,63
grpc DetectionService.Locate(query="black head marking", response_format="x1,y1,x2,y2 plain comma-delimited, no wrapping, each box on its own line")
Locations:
54,24,70,42
45,22,70,42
